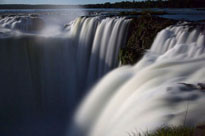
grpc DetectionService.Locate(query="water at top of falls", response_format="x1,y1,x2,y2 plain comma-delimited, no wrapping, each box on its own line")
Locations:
0,15,131,99
2,10,205,136
0,15,131,136
0,7,86,34
71,23,205,136
1,8,205,21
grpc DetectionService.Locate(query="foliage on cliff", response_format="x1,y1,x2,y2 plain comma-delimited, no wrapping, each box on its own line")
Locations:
128,124,205,136
119,15,176,65
145,126,195,136
85,0,205,8
0,0,205,9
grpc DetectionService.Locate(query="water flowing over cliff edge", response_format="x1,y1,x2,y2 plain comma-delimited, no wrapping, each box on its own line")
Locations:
0,16,130,136
71,23,205,136
1,13,205,136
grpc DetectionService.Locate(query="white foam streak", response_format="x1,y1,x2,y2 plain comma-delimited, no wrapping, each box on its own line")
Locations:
73,24,205,136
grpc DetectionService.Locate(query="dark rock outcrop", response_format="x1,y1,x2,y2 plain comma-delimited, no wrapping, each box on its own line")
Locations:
119,15,177,65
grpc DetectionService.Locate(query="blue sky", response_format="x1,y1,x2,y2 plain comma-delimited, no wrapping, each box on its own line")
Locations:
0,0,142,5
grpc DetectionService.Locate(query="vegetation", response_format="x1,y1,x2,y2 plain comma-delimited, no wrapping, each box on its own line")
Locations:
0,4,79,9
119,14,176,65
84,0,205,9
128,125,205,136
0,0,205,9
145,126,195,136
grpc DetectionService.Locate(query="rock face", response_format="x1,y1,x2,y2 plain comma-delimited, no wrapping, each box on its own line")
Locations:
119,15,176,65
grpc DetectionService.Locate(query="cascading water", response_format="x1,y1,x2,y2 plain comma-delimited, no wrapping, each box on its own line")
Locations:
72,23,205,136
0,16,130,136
0,15,45,32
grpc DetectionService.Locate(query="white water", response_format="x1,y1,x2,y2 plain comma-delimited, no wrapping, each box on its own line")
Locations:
72,23,205,136
0,15,45,32
0,16,130,136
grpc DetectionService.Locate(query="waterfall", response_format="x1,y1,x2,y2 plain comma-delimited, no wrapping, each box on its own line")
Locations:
0,16,130,136
72,23,205,136
0,15,45,32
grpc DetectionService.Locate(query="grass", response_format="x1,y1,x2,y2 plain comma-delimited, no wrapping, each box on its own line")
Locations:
145,126,194,136
127,125,205,136
127,126,195,136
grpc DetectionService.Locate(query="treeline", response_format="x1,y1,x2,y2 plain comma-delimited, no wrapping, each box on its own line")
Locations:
0,0,205,9
0,4,78,9
84,0,205,8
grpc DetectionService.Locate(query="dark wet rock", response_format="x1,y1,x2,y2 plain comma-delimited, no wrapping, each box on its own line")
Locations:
119,15,177,65
29,14,39,18
179,82,205,91
8,14,16,17
179,83,198,89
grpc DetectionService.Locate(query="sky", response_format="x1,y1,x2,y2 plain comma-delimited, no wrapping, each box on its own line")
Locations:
0,0,142,5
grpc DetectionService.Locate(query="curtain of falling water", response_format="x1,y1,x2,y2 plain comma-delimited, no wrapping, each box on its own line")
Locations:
72,23,205,136
0,16,131,136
